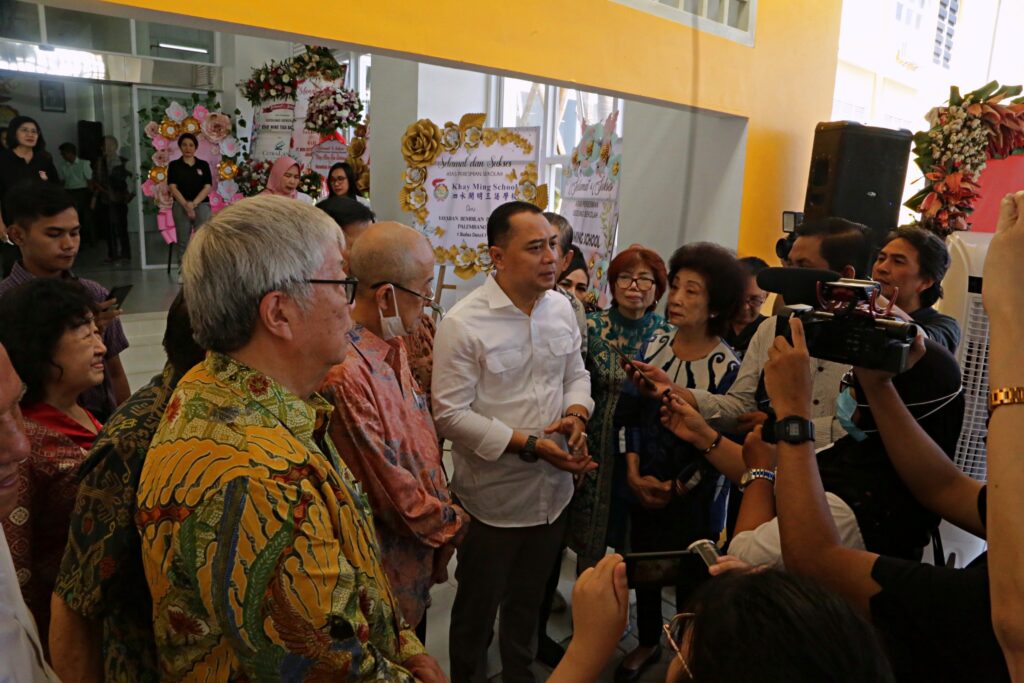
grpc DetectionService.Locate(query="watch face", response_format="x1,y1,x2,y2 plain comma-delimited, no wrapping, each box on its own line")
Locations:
785,422,802,438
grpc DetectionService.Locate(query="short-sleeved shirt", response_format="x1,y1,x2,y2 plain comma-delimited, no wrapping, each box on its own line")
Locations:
0,263,130,420
167,158,213,203
56,157,93,190
136,352,424,681
869,487,1008,682
910,306,961,355
54,364,181,683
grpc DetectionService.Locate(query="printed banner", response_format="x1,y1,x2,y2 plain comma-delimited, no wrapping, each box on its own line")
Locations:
559,111,622,306
310,139,349,177
400,114,544,279
250,75,345,166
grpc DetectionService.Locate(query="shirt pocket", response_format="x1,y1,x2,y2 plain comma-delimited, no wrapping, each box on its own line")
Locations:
541,333,576,374
485,347,528,374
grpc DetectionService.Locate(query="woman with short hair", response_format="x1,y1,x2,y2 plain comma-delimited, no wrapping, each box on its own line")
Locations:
0,278,106,653
168,132,213,256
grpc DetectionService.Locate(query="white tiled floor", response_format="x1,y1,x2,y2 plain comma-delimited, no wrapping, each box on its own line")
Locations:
116,312,677,682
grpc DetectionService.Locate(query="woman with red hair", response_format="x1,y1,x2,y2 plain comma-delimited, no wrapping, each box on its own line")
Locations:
568,246,670,572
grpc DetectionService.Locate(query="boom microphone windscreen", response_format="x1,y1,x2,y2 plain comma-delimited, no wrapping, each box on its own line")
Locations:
757,267,840,306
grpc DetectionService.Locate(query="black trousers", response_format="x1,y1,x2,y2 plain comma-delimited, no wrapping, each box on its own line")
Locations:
450,511,568,683
100,201,130,259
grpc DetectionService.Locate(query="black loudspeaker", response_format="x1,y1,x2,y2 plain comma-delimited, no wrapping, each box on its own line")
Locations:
803,121,913,245
77,121,104,163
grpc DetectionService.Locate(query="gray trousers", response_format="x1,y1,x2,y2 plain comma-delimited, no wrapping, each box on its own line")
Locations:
450,511,568,683
172,201,211,257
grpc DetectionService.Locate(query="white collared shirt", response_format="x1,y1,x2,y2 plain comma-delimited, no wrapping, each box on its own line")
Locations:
690,315,848,449
0,526,59,682
432,275,594,527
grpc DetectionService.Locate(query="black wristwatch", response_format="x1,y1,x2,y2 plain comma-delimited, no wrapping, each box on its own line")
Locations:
519,434,539,462
773,416,815,444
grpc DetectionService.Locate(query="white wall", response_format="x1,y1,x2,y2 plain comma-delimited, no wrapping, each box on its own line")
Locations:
2,74,94,153
219,33,294,151
618,100,748,261
416,64,489,125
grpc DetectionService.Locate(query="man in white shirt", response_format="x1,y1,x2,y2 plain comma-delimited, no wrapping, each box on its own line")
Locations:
0,342,60,682
433,201,595,683
639,217,873,449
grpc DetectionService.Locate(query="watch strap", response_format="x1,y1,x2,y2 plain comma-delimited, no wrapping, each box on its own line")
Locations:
990,387,1024,413
519,434,539,462
740,468,776,491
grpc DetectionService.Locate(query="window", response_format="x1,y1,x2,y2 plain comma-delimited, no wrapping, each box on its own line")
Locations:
611,0,756,46
0,1,41,43
43,6,131,54
933,0,957,68
135,21,216,64
498,78,622,212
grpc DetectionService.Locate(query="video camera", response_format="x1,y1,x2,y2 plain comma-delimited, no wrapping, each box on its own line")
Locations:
755,268,919,443
757,267,918,374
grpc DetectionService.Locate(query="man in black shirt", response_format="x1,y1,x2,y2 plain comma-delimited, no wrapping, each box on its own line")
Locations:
872,225,960,353
764,321,1008,682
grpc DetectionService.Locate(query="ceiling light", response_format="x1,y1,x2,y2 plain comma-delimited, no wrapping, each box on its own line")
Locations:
157,43,208,54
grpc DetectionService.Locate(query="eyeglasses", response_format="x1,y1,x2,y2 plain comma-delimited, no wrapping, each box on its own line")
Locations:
372,281,446,319
663,612,695,680
306,278,358,304
616,274,657,292
743,295,767,307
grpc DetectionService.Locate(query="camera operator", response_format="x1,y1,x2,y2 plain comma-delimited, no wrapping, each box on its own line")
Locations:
634,217,873,448
872,225,960,354
762,317,1008,682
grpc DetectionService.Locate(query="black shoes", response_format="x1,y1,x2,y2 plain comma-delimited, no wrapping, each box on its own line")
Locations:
613,645,662,683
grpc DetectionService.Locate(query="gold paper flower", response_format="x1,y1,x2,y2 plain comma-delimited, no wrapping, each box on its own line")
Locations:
404,166,427,187
600,140,612,167
149,166,168,183
401,118,443,168
483,129,498,146
400,185,428,212
181,117,201,135
158,119,180,140
349,138,366,159
218,160,237,180
441,123,462,153
464,126,482,150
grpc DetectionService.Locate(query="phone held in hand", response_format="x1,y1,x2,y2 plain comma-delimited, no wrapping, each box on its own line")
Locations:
106,284,133,309
623,540,722,585
604,340,658,390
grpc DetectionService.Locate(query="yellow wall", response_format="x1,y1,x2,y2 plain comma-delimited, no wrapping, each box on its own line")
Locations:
97,0,844,260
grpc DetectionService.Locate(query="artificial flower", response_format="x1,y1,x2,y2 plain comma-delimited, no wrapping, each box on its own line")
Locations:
158,119,180,139
401,119,443,168
464,126,482,150
180,117,201,135
219,136,240,157
192,105,209,122
218,179,239,200
151,150,171,167
149,166,168,183
441,123,462,153
152,136,169,151
165,101,188,123
218,160,238,180
404,166,427,187
141,178,157,197
144,121,160,139
201,112,231,143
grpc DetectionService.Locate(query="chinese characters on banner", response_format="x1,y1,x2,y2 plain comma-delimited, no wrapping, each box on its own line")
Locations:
559,111,622,306
400,115,543,279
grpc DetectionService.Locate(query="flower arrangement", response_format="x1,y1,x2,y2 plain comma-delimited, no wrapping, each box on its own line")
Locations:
906,81,1024,236
239,45,346,106
138,91,246,242
298,169,324,199
235,156,274,197
305,86,364,135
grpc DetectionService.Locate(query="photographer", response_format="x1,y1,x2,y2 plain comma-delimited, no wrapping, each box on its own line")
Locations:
763,317,1008,682
641,217,873,448
872,225,960,353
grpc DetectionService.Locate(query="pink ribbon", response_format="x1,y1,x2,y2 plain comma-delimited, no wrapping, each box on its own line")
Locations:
158,207,177,245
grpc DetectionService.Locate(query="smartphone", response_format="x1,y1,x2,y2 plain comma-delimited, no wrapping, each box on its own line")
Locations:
106,285,133,309
623,550,690,586
604,341,658,390
687,539,721,569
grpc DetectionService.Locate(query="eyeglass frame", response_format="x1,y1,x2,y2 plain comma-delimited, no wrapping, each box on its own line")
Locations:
663,611,696,680
371,281,446,319
305,278,359,304
614,273,657,292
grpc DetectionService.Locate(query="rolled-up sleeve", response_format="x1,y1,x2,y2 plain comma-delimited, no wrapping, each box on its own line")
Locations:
432,316,514,461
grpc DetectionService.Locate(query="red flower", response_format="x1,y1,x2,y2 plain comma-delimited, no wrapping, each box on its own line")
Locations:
165,396,182,423
247,375,271,396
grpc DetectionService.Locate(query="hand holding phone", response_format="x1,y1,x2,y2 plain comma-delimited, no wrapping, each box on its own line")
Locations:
106,284,133,309
604,340,659,390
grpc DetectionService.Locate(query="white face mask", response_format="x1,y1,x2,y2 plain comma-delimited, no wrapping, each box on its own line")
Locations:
378,285,408,340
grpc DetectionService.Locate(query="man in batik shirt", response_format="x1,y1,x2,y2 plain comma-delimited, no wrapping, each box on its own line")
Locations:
321,223,467,639
135,197,445,682
49,292,204,682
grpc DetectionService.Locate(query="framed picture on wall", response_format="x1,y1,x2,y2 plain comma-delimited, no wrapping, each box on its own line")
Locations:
39,81,65,112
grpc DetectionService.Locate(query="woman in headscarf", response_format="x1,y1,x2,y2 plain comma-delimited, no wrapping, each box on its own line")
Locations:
260,156,313,204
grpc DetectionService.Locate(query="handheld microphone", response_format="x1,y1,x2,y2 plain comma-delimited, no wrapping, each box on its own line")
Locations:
756,267,840,307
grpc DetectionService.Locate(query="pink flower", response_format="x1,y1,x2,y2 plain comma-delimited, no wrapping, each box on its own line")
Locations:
141,178,157,197
154,183,173,209
151,150,171,167
144,121,160,139
192,105,209,122
152,137,169,151
201,112,231,144
165,101,188,122
217,180,238,199
209,193,224,212
219,136,240,157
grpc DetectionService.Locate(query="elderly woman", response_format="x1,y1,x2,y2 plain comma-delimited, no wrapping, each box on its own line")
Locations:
614,242,746,682
0,278,106,652
568,247,671,572
261,155,313,204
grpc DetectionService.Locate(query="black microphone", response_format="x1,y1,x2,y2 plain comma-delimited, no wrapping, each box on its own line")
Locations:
757,267,840,306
